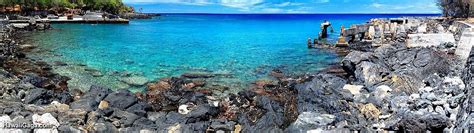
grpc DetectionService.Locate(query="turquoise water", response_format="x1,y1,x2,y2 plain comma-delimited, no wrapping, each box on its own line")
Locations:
27,14,438,93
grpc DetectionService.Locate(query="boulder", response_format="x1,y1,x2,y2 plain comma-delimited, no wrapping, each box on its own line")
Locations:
110,110,141,127
70,98,99,112
132,118,156,129
104,89,138,110
58,125,83,133
23,88,73,105
238,96,285,132
342,84,364,95
209,119,236,131
397,113,451,132
32,113,60,133
286,112,335,132
372,85,392,101
126,102,152,117
341,51,375,76
70,85,112,111
98,100,109,110
295,74,348,114
358,103,380,120
354,61,390,86
84,85,112,102
24,88,53,105
0,115,25,133
57,110,87,126
93,122,118,133
186,105,219,123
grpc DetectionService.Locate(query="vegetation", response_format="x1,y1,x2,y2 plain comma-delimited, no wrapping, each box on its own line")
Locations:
0,0,132,14
437,0,473,18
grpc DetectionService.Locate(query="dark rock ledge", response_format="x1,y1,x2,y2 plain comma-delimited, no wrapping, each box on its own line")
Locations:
0,18,472,133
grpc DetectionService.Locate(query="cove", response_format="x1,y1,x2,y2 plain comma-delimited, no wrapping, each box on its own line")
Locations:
26,14,438,94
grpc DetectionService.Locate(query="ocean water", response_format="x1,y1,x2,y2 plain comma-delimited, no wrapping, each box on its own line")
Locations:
26,14,438,93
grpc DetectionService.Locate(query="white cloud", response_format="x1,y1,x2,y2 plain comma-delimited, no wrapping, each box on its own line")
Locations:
124,0,299,9
125,0,308,13
369,1,439,13
219,0,265,9
260,8,283,13
125,0,441,13
371,3,384,8
314,0,330,3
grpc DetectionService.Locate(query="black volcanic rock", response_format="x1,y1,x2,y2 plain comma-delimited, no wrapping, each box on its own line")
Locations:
104,89,138,110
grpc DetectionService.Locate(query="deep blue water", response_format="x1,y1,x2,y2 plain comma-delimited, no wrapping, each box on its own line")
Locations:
27,14,439,92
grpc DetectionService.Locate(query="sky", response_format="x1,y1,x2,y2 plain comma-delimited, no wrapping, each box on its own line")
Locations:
123,0,441,14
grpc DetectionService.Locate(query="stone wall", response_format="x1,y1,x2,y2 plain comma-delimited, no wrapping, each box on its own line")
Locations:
454,25,474,64
454,46,474,132
406,33,455,48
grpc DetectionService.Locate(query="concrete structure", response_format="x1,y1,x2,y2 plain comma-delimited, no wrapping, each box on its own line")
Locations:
72,15,83,21
406,33,456,48
455,22,474,63
83,12,104,20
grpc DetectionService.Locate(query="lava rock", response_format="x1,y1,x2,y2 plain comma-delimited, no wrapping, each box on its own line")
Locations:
295,74,348,113
110,110,141,127
70,85,112,111
24,88,53,105
104,89,138,110
286,112,335,132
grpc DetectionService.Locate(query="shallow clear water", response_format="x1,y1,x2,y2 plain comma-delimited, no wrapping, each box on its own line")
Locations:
27,14,438,92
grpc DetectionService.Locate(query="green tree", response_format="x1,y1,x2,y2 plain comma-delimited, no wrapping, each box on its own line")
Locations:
0,0,129,14
437,0,471,18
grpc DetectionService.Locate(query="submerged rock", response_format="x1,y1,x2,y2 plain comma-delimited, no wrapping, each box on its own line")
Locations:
120,76,149,86
181,72,215,79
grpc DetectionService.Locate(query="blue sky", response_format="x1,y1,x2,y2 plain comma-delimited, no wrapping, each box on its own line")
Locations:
123,0,440,14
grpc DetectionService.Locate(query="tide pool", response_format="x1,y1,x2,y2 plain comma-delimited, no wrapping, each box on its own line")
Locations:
26,14,438,93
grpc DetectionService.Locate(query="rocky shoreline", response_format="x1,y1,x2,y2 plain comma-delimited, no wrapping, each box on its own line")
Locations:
0,17,473,132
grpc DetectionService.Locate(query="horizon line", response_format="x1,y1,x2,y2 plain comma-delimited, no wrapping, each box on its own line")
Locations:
146,12,442,15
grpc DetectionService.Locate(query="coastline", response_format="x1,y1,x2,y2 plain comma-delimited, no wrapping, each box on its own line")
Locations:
0,16,473,132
